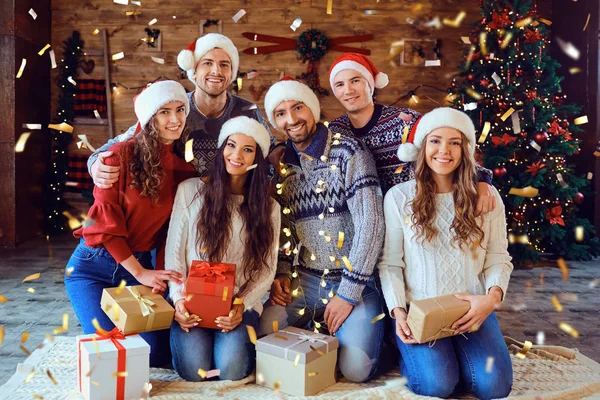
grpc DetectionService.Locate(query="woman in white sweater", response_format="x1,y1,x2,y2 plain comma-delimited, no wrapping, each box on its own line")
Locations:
165,116,280,381
378,108,513,399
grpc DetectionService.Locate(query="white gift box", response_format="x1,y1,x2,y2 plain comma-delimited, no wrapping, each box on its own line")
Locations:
76,331,150,400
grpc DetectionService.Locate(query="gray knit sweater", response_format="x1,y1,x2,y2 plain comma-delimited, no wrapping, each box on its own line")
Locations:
274,123,385,305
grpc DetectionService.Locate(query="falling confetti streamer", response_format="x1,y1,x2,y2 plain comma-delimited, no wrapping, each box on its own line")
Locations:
575,226,584,242
500,32,513,49
272,320,279,332
46,370,58,385
24,370,35,383
508,186,538,198
370,313,386,323
67,76,77,86
443,11,466,27
49,50,57,69
500,107,515,121
326,0,333,14
536,331,545,345
114,280,127,295
16,59,27,78
515,17,532,28
38,44,51,56
0,295,6,303
112,372,129,378
22,273,41,283
364,10,377,15
29,8,38,20
559,322,579,338
342,256,353,272
112,52,125,61
246,325,257,344
336,232,345,249
556,38,580,60
232,9,246,23
479,32,488,55
91,318,108,336
27,288,35,293
148,18,157,26
573,116,588,125
197,368,207,378
465,88,482,100
294,353,301,367
551,295,563,312
114,0,129,4
151,57,165,64
15,133,32,153
185,139,194,162
516,340,532,359
557,258,569,282
290,17,303,32
583,13,591,31
485,357,494,373
48,122,74,133
478,122,491,144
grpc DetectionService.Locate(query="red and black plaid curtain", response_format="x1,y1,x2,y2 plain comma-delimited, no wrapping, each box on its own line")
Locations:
74,79,107,116
67,154,93,192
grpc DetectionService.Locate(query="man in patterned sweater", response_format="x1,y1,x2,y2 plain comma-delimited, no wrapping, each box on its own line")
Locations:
87,33,273,187
328,53,496,213
258,77,386,383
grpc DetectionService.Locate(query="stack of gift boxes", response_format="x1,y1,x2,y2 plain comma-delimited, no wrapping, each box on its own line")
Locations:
77,259,470,398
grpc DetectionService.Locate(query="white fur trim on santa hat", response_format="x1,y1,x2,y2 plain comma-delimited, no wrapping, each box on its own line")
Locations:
218,116,270,157
396,107,476,162
329,60,389,94
177,33,239,86
134,81,190,130
264,80,321,133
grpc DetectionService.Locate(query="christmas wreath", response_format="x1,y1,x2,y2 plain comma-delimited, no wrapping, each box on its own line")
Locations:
296,29,329,62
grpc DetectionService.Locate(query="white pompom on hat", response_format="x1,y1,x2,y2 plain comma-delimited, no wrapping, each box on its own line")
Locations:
133,80,190,133
264,76,321,133
218,116,271,157
396,107,476,162
177,33,239,85
329,53,389,94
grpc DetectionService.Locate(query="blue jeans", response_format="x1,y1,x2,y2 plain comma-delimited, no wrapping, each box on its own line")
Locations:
259,271,384,383
170,310,259,381
396,312,513,399
64,239,171,367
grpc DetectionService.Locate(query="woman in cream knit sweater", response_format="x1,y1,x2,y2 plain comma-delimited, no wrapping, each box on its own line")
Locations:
165,116,280,381
378,108,513,399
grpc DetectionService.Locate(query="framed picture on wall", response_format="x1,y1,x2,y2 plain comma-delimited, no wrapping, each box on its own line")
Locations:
399,39,439,66
143,28,162,52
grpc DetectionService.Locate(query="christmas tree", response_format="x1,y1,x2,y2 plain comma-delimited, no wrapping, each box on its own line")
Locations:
449,0,599,264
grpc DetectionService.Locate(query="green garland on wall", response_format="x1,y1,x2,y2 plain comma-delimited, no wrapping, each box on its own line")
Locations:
45,31,84,235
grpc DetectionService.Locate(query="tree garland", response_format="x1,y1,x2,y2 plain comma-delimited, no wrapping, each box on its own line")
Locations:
45,31,84,235
296,29,329,62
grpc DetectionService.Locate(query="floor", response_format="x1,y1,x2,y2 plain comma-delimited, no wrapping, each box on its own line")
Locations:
0,235,599,386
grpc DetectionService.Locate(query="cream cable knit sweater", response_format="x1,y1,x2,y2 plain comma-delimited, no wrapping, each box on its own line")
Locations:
378,180,513,313
165,178,281,315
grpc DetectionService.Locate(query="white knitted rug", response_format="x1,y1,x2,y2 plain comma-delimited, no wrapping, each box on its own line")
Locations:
1,337,600,400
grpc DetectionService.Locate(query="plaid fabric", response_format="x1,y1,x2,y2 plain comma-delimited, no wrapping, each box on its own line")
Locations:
74,79,107,116
66,154,93,192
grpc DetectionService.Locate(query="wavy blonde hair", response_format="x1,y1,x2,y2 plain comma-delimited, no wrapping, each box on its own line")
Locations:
128,117,188,203
410,131,484,249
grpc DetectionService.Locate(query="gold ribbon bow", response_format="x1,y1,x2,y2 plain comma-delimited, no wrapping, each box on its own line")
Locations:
126,286,156,317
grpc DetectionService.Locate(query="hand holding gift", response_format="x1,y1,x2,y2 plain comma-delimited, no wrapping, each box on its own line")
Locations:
174,299,200,333
392,307,418,344
452,287,502,334
215,303,244,332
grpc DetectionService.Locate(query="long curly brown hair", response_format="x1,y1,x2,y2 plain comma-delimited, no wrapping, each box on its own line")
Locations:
128,117,188,203
195,143,275,282
410,132,484,249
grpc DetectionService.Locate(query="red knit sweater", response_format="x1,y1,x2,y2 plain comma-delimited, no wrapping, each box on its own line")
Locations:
74,140,197,266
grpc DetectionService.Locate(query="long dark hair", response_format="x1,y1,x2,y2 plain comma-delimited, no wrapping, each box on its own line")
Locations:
195,143,275,282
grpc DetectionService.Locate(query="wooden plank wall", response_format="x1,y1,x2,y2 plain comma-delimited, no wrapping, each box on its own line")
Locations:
51,0,551,153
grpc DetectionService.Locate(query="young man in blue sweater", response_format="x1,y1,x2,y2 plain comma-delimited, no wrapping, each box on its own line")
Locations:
259,77,385,383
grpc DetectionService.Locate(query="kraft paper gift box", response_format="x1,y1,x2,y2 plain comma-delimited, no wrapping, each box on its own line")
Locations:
256,326,339,396
77,329,149,400
100,285,174,335
407,292,471,344
184,261,236,329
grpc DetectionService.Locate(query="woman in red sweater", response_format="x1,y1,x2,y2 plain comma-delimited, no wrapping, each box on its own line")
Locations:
65,81,197,366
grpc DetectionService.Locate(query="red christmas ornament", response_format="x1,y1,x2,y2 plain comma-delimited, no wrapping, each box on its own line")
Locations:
552,94,564,105
561,120,570,128
525,90,537,102
573,192,584,205
513,211,525,222
493,166,507,177
573,148,581,155
534,131,549,144
535,69,543,77
515,68,524,77
498,100,508,111
467,74,475,81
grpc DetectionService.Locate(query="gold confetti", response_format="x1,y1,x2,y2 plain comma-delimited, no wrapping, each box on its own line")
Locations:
370,313,386,323
222,286,228,301
272,320,279,333
15,133,31,153
485,356,494,373
46,370,58,385
274,380,281,392
478,122,491,144
515,17,532,28
479,32,487,55
500,32,513,49
92,29,100,35
326,0,333,14
92,337,101,359
539,18,552,25
38,44,51,56
500,107,515,121
233,297,244,305
91,381,100,386
342,256,353,272
0,295,6,303
394,165,404,174
197,368,207,378
16,58,26,78
0,326,4,345
114,280,127,295
112,52,125,61
33,395,43,399
309,345,325,356
113,305,120,321
551,295,563,312
557,258,569,282
516,340,532,359
48,123,74,133
574,116,588,125
86,365,96,378
559,322,579,338
148,18,157,26
582,13,591,31
92,318,109,336
443,11,466,28
336,232,345,249
65,267,74,277
27,288,35,293
308,372,318,377
246,325,257,344
294,353,301,367
20,345,31,355
21,331,29,344
508,186,538,198
24,370,35,383
575,226,584,242
466,88,482,100
112,371,129,378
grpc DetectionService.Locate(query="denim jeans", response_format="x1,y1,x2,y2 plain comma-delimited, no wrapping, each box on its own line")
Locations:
259,271,385,383
64,239,171,367
396,312,513,399
170,310,259,381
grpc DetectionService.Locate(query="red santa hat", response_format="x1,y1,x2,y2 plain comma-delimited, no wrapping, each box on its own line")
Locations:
133,80,190,135
264,76,321,133
329,53,389,93
218,116,271,157
396,107,476,162
177,33,239,85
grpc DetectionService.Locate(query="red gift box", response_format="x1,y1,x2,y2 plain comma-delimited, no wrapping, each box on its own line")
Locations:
184,261,236,329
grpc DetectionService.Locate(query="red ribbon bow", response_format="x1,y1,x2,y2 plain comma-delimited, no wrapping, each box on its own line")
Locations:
193,262,228,282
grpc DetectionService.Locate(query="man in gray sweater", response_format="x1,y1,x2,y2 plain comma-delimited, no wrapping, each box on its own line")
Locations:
259,77,385,383
87,33,272,186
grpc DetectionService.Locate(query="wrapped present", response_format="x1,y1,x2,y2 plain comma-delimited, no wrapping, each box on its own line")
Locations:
100,285,174,335
256,326,338,396
77,328,149,400
184,261,236,329
407,292,471,344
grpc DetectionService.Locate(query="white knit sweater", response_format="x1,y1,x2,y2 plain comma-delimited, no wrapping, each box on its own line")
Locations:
165,178,281,315
378,180,513,314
